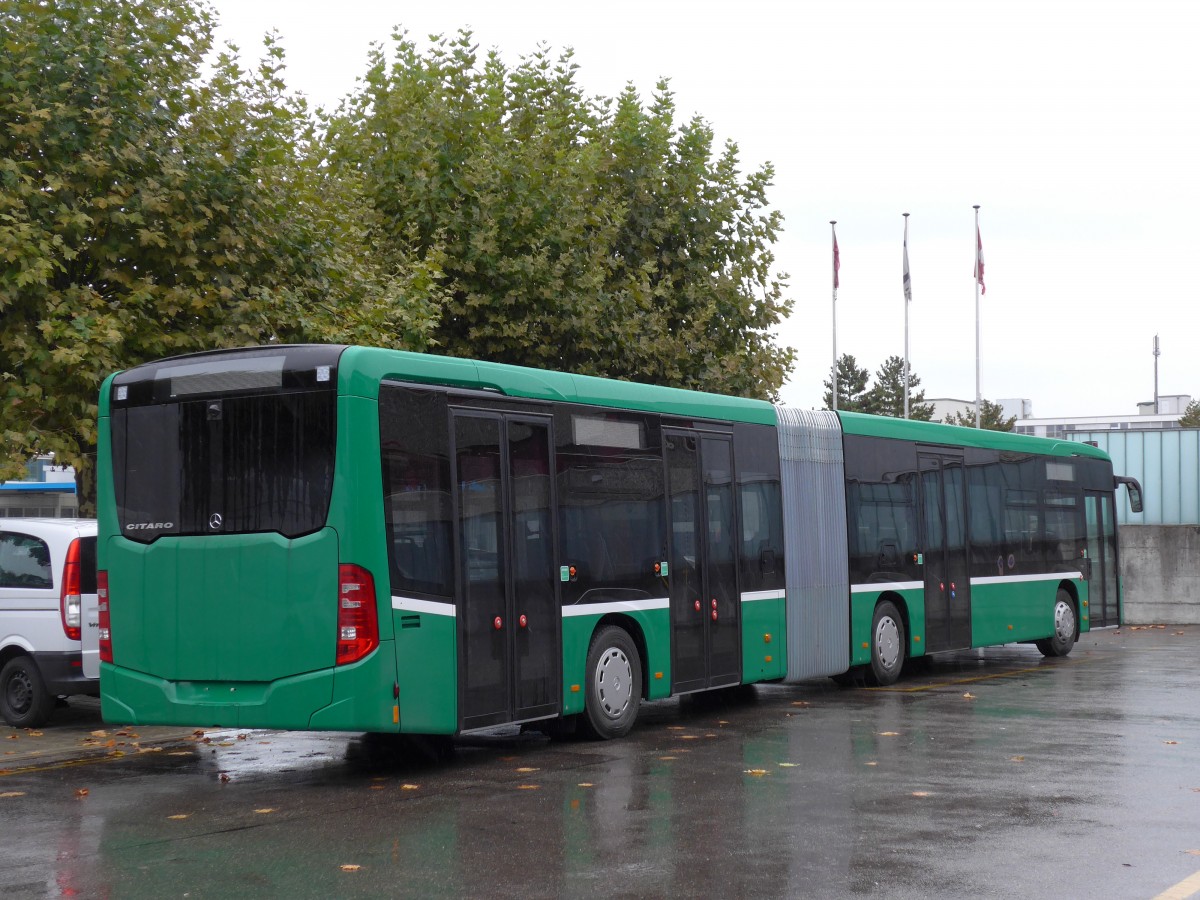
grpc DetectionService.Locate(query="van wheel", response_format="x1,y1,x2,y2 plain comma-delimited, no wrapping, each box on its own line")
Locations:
1,655,54,729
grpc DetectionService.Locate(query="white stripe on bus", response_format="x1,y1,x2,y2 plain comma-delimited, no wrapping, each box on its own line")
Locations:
851,572,1083,594
741,589,786,602
391,596,456,617
562,597,669,617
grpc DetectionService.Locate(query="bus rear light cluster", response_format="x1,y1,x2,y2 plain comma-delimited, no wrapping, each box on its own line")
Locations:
60,538,83,640
336,564,379,665
97,570,113,663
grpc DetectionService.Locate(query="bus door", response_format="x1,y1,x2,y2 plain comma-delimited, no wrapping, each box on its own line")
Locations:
665,429,741,694
1085,491,1120,627
919,452,972,652
453,412,560,731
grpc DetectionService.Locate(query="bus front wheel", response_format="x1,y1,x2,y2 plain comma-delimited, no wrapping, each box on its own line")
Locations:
870,601,906,686
581,626,642,740
1036,591,1077,658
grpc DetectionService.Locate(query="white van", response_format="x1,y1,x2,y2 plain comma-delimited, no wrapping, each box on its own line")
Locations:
0,518,99,727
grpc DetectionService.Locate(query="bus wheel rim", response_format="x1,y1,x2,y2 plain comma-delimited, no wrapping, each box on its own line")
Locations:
875,617,900,670
1054,600,1075,642
595,647,632,719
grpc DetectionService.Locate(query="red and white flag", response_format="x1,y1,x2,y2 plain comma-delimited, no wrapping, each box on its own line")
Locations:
833,230,841,289
975,224,986,295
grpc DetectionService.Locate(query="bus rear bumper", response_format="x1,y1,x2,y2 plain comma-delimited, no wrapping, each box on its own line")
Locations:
99,663,337,729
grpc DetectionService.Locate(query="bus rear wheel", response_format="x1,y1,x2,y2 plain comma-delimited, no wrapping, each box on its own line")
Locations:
581,626,642,740
870,601,905,686
1036,591,1077,658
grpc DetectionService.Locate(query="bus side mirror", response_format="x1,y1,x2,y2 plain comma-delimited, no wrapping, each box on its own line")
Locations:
1114,476,1143,514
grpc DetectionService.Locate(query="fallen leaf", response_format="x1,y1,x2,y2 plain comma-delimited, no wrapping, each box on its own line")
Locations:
254,808,275,814
217,742,235,747
792,701,811,708
911,791,930,797
26,731,43,737
577,783,594,788
705,733,718,738
1164,741,1179,746
1010,756,1025,762
340,864,361,872
74,788,89,799
192,730,205,738
680,735,698,740
515,767,539,773
137,747,163,754
744,769,769,777
517,784,540,790
962,693,975,700
1186,850,1200,857
1175,631,1186,636
878,731,900,737
1,791,26,798
91,730,108,738
5,735,17,741
778,763,799,768
400,784,420,791
167,814,189,820
167,751,191,757
238,734,248,741
865,762,878,767
718,720,729,725
668,726,686,731
659,756,677,761
218,773,230,783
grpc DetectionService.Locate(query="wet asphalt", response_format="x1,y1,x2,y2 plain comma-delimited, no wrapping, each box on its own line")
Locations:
2,626,1199,899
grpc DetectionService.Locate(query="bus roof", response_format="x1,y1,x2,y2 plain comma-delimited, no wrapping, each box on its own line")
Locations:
835,410,1111,461
340,346,779,426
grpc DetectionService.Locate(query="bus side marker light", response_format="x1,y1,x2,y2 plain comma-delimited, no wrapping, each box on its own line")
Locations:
862,642,869,649
571,684,581,693
763,633,772,644
393,706,399,724
654,672,663,680
1008,624,1014,630
765,655,773,663
914,636,921,642
1082,600,1088,607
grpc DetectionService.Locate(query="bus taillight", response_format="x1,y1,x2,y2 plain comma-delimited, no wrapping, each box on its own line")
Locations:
60,538,83,640
98,570,112,663
336,564,379,665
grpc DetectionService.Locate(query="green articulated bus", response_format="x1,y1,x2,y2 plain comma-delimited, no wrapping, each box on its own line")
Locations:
96,345,1143,738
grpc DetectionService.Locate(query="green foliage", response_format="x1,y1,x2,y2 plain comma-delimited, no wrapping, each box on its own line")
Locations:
945,399,1016,431
323,31,793,399
0,0,438,503
822,354,871,411
1178,399,1200,428
823,353,933,419
866,356,935,420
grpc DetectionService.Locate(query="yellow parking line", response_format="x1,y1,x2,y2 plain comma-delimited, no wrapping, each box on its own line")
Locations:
0,752,135,777
1153,869,1200,900
869,657,1093,693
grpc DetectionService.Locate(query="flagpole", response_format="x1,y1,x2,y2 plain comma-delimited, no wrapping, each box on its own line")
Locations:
974,205,981,428
831,219,838,411
903,212,910,419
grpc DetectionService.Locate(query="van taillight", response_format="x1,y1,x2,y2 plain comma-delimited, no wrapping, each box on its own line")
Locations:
60,538,83,640
98,570,112,663
336,564,379,665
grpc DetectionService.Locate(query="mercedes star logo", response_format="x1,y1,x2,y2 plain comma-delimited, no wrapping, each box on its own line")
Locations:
209,513,223,530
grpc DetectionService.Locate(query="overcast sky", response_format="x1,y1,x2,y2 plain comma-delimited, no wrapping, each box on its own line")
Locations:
206,0,1199,418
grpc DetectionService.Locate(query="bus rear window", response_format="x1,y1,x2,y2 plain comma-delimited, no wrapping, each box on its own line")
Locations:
111,390,335,542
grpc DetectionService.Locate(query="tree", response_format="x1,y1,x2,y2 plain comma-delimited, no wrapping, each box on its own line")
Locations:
822,354,871,411
1178,399,1200,428
865,355,935,420
0,1,440,509
945,399,1016,431
322,31,793,399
